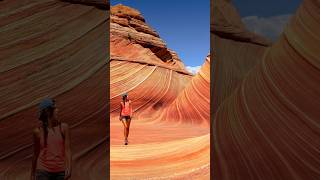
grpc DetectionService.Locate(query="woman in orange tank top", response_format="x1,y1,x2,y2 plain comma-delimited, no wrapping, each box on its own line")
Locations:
119,93,133,145
31,98,72,180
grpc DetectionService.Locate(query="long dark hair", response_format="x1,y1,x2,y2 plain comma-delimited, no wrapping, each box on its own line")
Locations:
39,106,55,146
122,95,128,102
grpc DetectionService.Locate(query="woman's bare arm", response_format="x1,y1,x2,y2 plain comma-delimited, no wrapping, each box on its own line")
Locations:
130,100,133,117
119,103,122,120
31,128,40,180
63,123,72,179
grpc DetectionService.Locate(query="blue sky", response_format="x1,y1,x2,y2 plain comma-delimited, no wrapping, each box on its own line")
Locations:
233,0,301,17
111,0,210,68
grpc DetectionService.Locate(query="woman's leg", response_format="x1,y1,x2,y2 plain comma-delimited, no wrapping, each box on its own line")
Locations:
126,118,131,138
121,120,128,139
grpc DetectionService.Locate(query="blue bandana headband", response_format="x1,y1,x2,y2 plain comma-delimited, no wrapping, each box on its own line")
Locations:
39,98,54,111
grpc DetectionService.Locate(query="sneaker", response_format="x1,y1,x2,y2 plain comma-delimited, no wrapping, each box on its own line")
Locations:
124,139,128,145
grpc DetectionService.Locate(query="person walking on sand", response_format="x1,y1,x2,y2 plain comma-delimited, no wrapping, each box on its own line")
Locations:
119,93,133,145
31,98,72,180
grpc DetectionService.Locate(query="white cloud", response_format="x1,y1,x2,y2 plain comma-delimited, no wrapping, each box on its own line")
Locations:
242,14,292,41
186,65,201,75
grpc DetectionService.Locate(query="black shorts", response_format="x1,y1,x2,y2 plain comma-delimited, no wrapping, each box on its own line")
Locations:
35,169,65,180
120,115,131,121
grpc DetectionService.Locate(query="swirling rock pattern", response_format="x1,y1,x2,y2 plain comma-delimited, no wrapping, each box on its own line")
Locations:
110,4,210,179
213,0,320,179
0,1,109,179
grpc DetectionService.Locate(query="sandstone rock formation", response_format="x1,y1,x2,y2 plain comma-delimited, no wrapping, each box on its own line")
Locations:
211,0,272,115
212,0,320,179
110,4,210,179
0,1,108,179
110,4,188,72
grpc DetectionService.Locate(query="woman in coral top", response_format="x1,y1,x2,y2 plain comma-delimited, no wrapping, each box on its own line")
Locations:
31,98,72,180
119,93,133,145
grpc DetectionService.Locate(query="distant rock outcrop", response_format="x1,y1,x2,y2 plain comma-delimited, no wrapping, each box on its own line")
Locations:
110,4,188,72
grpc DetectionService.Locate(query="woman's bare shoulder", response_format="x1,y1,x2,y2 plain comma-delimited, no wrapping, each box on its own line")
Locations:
59,123,70,136
32,127,41,137
61,122,69,129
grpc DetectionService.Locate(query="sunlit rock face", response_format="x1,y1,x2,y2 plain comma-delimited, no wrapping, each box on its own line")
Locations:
158,55,211,127
110,4,188,72
110,4,210,179
213,0,320,179
0,1,108,179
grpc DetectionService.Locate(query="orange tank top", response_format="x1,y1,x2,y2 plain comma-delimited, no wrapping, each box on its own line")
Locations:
37,125,65,172
121,100,132,116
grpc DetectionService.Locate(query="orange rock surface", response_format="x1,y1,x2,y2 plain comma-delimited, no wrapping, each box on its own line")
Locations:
212,0,320,179
110,4,210,179
0,1,108,179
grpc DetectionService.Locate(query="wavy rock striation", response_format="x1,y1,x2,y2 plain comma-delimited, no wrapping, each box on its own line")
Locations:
213,0,320,179
0,1,109,179
110,4,210,179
